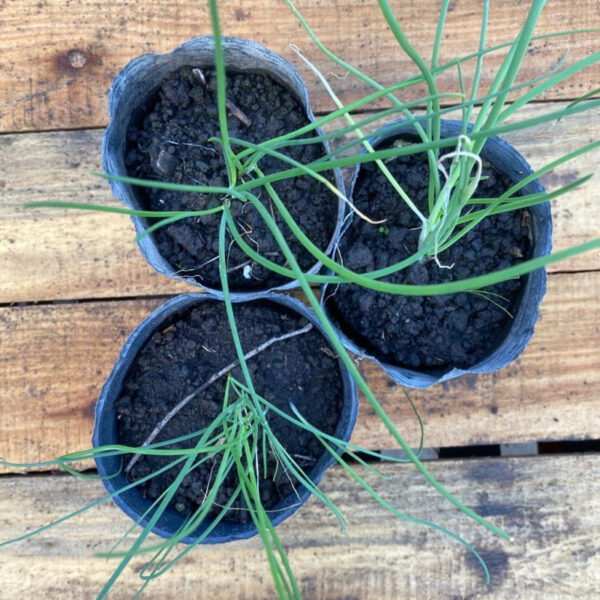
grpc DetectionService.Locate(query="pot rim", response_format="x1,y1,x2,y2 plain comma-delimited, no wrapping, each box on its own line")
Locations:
93,291,358,543
322,118,552,388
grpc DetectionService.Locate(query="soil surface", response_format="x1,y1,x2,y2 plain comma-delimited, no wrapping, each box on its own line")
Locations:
325,141,532,371
125,66,339,291
115,299,344,522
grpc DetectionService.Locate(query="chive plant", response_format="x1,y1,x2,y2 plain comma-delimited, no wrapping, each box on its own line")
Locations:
262,0,600,272
12,0,600,597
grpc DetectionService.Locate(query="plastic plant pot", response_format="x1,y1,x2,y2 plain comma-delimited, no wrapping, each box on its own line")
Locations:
102,36,345,301
322,119,552,389
92,292,358,544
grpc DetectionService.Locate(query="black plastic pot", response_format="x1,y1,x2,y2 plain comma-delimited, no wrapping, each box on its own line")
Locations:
92,293,358,544
102,36,345,301
322,119,552,388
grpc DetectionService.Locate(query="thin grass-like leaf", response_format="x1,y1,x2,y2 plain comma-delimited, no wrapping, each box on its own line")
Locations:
294,409,492,584
241,178,510,539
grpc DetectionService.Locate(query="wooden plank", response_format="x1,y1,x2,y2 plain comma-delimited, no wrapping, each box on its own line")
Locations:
0,0,599,133
0,454,598,599
2,101,600,304
360,270,600,449
1,271,598,471
0,129,191,302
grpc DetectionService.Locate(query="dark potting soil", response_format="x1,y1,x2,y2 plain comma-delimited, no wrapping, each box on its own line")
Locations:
125,66,339,291
115,300,344,523
325,143,532,371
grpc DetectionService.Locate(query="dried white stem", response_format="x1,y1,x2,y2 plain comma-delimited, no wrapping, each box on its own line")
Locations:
225,98,252,127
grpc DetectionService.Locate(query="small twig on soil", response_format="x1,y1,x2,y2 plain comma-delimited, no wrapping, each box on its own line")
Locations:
201,459,217,507
225,98,252,127
292,453,316,463
124,322,314,474
276,456,303,503
164,140,218,153
200,500,302,514
192,67,252,127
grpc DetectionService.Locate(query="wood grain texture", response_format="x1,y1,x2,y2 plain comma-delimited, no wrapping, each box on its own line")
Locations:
0,455,598,599
0,0,599,133
0,129,191,302
1,271,598,471
2,102,599,304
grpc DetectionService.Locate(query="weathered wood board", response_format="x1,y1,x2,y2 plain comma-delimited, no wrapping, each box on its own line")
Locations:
2,102,599,304
0,455,597,599
1,0,599,133
1,270,598,471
